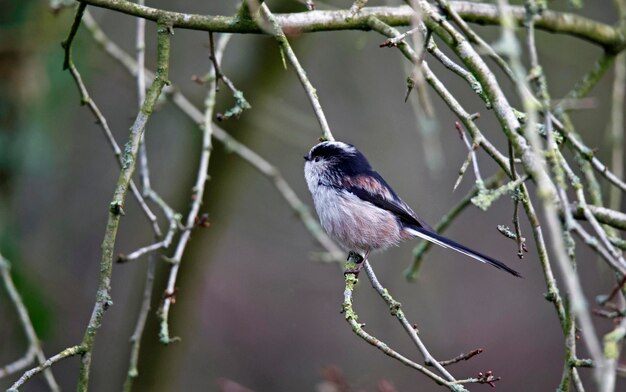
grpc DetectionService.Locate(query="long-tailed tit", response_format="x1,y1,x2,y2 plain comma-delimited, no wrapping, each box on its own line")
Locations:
303,140,521,277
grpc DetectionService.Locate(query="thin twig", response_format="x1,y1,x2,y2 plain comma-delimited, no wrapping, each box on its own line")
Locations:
452,121,481,190
550,53,626,199
437,349,483,367
207,31,250,120
0,254,60,391
380,26,420,47
118,215,179,263
7,345,85,392
508,141,526,258
158,32,227,344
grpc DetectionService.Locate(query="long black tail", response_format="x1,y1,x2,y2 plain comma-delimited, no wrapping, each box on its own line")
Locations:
406,226,522,278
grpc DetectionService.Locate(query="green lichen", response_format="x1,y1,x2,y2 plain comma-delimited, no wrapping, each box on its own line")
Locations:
603,328,625,359
471,179,523,211
221,90,251,120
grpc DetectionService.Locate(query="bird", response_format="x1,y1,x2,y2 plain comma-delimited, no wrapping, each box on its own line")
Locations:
303,140,521,277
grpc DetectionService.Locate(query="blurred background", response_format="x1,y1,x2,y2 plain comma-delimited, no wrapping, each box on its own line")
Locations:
1,0,624,391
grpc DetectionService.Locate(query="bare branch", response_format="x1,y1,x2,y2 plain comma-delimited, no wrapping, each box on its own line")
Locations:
437,349,483,367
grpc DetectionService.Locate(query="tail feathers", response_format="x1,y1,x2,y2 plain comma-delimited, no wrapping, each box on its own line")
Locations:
407,227,522,278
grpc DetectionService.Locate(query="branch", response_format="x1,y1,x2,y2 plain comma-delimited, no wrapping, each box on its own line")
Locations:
76,18,172,391
75,1,626,52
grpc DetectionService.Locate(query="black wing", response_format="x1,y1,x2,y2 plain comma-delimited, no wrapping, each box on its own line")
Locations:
343,171,434,232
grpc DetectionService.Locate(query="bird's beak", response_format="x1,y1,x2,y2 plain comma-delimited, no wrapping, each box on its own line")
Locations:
303,154,310,161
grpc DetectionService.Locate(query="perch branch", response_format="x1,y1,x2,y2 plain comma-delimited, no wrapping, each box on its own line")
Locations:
342,261,466,391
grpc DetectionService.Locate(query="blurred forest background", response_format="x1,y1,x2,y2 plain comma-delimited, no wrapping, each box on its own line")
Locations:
1,0,625,391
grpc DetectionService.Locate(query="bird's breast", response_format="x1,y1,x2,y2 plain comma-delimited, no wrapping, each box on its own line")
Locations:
312,187,403,253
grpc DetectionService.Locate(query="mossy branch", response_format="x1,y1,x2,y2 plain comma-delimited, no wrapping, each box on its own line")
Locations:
75,1,626,52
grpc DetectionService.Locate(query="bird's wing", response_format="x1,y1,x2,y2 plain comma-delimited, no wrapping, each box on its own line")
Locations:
343,172,434,231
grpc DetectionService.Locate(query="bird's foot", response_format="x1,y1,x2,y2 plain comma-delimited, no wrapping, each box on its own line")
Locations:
344,251,365,276
346,251,364,263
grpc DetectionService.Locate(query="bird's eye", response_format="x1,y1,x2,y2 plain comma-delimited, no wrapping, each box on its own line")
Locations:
313,156,321,162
